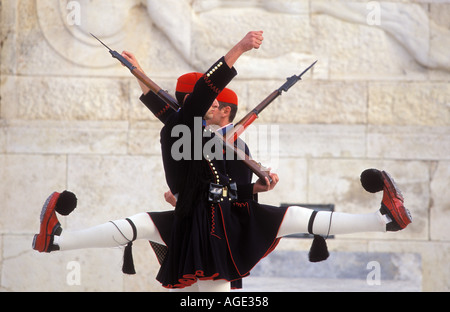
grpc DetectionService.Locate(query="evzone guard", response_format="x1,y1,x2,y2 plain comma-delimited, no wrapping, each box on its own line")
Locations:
119,51,265,290
32,31,412,292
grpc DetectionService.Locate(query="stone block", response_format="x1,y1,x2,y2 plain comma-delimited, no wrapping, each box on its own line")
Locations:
0,1,18,75
128,121,165,155
245,247,422,291
0,76,16,118
14,1,190,78
430,161,450,241
2,76,131,121
192,3,312,75
66,155,169,230
276,124,366,158
251,249,421,283
6,120,129,155
246,81,367,125
311,8,427,81
257,158,308,207
368,125,450,160
368,82,450,126
370,240,450,292
0,120,6,153
0,154,67,234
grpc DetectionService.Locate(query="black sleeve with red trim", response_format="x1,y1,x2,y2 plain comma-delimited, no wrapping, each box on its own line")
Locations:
183,57,237,122
139,91,175,124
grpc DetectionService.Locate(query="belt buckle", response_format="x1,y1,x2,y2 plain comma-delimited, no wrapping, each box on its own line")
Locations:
208,183,223,203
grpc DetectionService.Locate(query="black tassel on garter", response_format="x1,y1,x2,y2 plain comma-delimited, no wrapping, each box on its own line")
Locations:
122,218,137,275
308,210,330,262
122,242,136,275
308,235,329,262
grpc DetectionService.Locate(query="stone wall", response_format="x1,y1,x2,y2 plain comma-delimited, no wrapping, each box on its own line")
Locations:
1,0,449,292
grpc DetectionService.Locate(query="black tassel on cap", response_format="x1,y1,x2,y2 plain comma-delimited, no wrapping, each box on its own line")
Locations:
309,235,329,262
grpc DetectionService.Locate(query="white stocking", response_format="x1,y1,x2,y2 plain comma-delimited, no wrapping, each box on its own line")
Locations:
54,212,165,251
277,206,386,238
170,280,231,293
197,280,231,292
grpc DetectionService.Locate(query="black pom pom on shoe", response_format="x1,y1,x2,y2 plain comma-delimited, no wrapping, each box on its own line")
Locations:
55,191,77,216
360,168,384,193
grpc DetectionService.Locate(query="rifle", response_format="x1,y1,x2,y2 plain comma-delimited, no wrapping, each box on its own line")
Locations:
225,60,317,143
91,33,272,182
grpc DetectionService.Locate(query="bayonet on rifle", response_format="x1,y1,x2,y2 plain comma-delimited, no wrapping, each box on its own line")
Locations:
91,33,179,110
279,60,317,93
90,33,136,72
225,60,318,143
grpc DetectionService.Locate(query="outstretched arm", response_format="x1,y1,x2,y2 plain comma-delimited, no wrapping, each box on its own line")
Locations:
224,31,264,68
184,30,264,119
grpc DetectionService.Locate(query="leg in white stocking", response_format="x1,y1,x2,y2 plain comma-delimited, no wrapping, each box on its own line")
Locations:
277,206,386,238
197,280,231,292
313,210,386,235
169,280,230,292
55,212,164,251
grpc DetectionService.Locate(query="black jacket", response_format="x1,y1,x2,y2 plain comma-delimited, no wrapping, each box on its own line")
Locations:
140,57,255,216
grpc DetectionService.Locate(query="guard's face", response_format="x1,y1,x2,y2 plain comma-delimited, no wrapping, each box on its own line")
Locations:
204,100,220,121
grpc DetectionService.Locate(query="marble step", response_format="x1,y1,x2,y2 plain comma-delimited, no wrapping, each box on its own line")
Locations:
236,250,422,292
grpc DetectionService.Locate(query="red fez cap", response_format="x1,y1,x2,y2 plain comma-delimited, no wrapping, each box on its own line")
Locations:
176,72,203,93
217,88,238,106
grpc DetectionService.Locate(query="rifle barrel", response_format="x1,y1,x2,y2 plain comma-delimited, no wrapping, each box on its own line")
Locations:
131,68,179,110
232,60,317,137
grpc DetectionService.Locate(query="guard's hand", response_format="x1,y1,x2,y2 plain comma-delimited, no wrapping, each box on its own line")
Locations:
238,31,264,52
224,30,264,68
121,51,142,71
253,172,279,194
164,190,177,207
